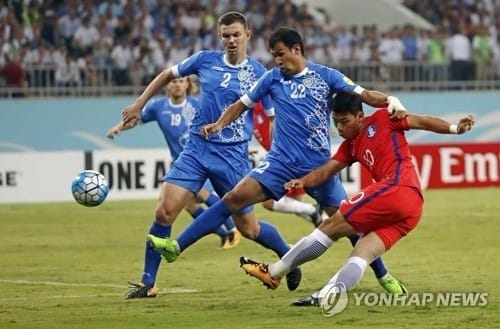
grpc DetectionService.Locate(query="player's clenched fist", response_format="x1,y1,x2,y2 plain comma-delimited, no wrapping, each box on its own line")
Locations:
457,115,475,134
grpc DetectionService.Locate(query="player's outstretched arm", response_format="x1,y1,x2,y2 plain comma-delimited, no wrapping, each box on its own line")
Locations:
406,114,475,134
201,100,248,138
106,120,138,139
285,159,348,190
122,69,175,126
360,90,408,120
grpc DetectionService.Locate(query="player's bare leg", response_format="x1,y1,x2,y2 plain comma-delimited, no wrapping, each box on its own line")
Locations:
155,182,195,225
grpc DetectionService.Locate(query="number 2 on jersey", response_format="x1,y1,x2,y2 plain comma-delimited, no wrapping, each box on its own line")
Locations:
220,72,231,88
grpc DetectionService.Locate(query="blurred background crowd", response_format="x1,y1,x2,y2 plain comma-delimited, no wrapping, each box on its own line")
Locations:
0,0,498,96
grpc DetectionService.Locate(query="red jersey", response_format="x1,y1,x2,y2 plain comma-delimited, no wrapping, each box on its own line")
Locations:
252,102,272,151
333,109,421,192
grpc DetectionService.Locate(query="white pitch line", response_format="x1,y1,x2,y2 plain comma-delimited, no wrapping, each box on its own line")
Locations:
0,293,123,302
0,279,199,300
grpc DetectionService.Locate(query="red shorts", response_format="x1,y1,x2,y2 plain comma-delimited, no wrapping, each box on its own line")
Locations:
339,183,423,250
285,187,306,198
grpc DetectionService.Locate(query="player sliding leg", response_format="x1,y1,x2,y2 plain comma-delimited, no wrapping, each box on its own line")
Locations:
193,187,241,250
147,175,303,291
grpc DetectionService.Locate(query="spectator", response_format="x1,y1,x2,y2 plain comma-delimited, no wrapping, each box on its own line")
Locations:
93,25,113,66
400,23,419,81
40,9,60,47
493,34,500,79
426,29,447,81
21,0,41,27
73,16,99,56
141,47,157,84
0,52,26,97
378,28,406,81
446,26,474,83
130,57,146,87
58,8,81,49
78,52,99,87
55,52,81,88
472,24,493,81
110,38,132,86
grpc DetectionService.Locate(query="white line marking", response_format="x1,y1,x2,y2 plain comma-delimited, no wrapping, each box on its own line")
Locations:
0,293,123,301
0,279,199,301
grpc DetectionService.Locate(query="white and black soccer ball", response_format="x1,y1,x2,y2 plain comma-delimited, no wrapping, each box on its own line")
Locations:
71,170,109,207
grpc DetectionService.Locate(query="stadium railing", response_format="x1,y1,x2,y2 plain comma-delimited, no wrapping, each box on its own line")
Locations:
1,61,498,98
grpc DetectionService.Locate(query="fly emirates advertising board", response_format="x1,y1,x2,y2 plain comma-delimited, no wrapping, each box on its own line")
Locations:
0,143,498,204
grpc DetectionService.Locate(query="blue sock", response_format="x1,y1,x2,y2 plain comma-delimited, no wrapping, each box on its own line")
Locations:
191,205,227,239
177,201,231,251
223,217,236,231
204,192,220,207
204,192,236,232
348,235,387,279
142,222,171,285
214,226,228,239
255,220,290,257
191,206,205,219
204,193,235,234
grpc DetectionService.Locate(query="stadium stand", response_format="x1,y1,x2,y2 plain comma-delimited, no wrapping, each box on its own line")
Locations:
0,0,498,97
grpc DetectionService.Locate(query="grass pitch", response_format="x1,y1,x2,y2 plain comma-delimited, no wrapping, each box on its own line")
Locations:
0,188,498,329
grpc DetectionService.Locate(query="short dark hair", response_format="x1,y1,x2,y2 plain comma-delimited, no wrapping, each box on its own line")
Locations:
218,11,248,29
331,92,363,115
268,27,304,55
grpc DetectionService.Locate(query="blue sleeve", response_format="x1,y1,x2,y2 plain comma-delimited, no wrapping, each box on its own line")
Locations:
141,99,159,123
245,70,273,105
174,51,206,77
327,67,359,92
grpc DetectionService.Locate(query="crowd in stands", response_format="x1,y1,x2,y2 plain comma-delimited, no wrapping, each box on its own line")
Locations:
0,0,498,92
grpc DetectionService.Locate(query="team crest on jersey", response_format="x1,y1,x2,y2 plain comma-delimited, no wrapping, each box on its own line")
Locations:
182,102,195,126
303,77,314,88
238,69,249,81
366,124,376,138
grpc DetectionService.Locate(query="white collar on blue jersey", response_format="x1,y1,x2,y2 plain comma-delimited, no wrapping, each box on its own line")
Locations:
223,53,249,68
168,98,187,108
292,67,309,78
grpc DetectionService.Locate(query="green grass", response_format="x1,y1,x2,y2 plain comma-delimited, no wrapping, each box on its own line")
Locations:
0,188,498,329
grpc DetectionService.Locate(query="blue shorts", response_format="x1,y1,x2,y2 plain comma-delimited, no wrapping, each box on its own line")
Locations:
165,134,253,214
201,180,214,192
247,155,347,207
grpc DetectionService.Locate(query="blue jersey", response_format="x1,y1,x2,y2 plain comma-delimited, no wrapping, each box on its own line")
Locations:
141,96,198,160
242,62,361,170
172,51,273,144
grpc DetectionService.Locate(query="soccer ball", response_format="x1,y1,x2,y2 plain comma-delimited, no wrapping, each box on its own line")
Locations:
71,170,109,207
